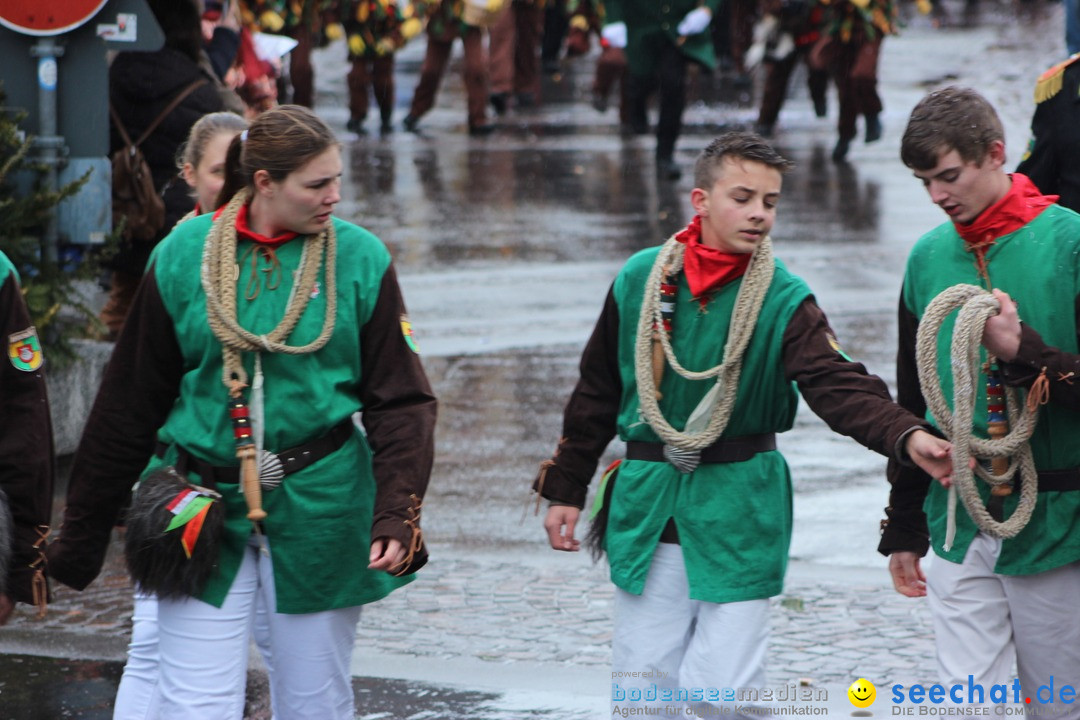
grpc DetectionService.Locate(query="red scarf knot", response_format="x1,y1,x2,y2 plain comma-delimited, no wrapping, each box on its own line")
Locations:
955,174,1056,287
676,215,753,300
214,202,300,248
956,173,1058,252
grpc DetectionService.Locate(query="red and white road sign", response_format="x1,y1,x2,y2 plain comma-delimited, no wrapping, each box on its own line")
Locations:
0,0,109,36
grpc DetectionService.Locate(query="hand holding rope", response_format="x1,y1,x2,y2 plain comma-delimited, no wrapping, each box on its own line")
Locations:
915,284,1039,549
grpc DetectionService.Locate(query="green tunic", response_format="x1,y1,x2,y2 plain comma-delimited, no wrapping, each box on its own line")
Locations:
604,0,721,76
606,247,812,603
903,207,1080,575
0,251,15,280
146,215,410,612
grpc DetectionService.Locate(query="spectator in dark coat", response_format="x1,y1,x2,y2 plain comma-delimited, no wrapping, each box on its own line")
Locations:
1016,54,1080,214
101,0,225,339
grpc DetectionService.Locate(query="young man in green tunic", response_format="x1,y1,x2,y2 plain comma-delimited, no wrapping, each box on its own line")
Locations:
534,131,955,713
880,87,1080,717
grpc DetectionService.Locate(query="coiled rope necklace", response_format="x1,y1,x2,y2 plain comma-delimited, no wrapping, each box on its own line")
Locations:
915,284,1042,549
201,187,338,522
634,234,775,452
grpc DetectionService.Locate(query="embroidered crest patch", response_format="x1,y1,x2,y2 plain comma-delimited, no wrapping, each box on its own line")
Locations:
1021,136,1037,164
400,315,420,353
826,331,853,362
8,327,43,371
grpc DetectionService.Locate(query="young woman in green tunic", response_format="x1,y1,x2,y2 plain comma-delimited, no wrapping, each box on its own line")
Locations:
48,105,436,719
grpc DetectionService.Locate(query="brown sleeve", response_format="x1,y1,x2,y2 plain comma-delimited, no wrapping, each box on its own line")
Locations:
532,286,622,509
783,297,929,458
0,271,54,604
359,263,437,576
997,294,1080,410
46,265,184,591
877,296,931,557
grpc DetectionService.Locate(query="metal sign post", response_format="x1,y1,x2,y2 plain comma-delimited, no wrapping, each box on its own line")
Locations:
31,38,64,266
0,0,162,266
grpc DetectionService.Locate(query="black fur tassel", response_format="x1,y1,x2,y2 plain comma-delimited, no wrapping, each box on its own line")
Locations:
124,468,225,599
585,464,618,563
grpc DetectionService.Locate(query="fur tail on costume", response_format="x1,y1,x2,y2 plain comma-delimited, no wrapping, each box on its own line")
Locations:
585,466,617,563
124,469,225,599
0,487,13,597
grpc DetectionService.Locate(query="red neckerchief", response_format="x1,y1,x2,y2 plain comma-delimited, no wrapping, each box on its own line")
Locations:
212,202,299,248
956,173,1057,285
675,215,752,300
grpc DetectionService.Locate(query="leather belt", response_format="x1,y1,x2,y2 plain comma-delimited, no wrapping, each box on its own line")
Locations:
1032,468,1080,492
626,433,776,474
154,419,354,487
984,468,1080,523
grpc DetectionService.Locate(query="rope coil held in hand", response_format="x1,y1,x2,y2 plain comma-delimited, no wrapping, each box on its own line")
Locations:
916,284,1039,549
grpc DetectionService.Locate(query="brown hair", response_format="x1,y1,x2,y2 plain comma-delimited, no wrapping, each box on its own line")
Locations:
215,105,339,208
900,86,1004,171
693,132,793,191
177,112,248,172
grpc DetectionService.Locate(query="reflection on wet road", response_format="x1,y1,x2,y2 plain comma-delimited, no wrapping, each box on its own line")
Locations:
0,1,1065,716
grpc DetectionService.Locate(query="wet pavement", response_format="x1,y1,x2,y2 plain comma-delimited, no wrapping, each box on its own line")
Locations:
0,2,1070,717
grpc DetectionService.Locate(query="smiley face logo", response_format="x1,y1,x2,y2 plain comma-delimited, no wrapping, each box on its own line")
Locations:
847,678,876,708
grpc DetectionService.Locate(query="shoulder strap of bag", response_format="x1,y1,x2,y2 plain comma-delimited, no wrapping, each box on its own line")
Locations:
109,103,135,149
109,77,210,150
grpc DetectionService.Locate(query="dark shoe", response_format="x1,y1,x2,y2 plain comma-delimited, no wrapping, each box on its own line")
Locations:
402,114,420,133
656,157,682,181
515,92,536,110
380,119,394,135
622,121,649,136
469,123,496,137
490,92,509,116
591,91,609,113
753,122,775,138
865,114,882,143
346,117,367,135
832,137,851,163
812,95,828,118
542,58,561,75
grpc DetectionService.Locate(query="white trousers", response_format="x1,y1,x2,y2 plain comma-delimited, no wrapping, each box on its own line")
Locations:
114,590,273,719
114,535,361,720
612,543,769,713
927,532,1080,719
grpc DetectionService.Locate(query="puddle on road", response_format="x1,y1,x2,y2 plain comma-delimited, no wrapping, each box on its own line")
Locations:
0,654,583,720
0,654,121,720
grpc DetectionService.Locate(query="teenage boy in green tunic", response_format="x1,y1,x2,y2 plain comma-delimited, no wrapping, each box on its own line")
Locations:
533,131,955,713
880,86,1080,717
